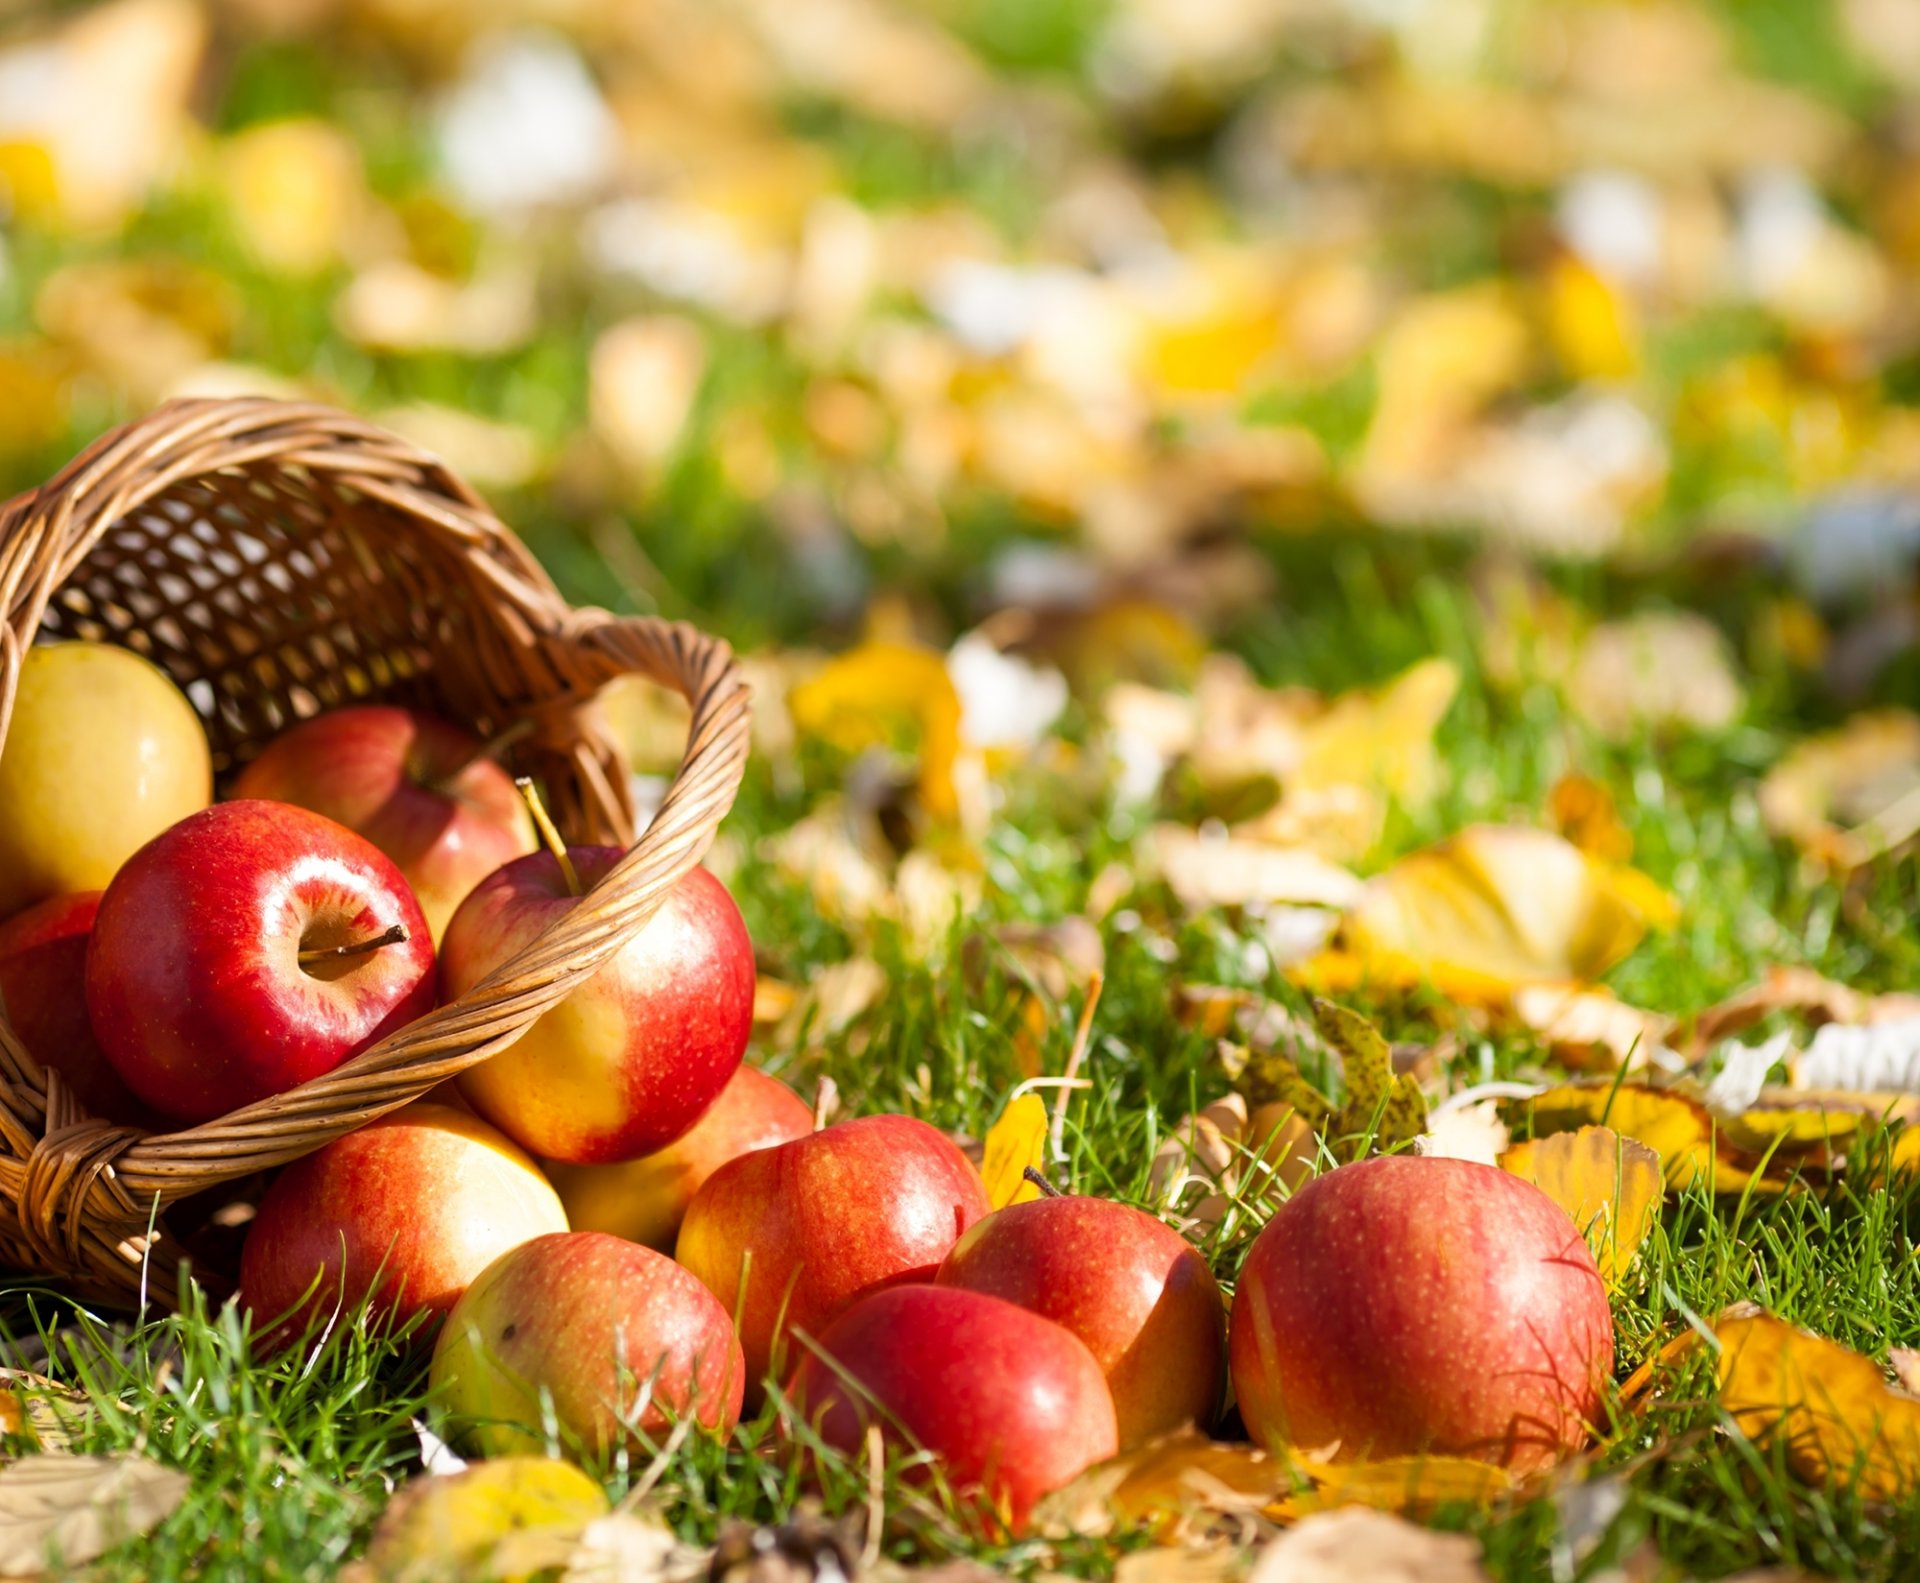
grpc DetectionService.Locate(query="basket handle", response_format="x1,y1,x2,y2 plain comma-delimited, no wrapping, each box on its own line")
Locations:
81,612,752,1202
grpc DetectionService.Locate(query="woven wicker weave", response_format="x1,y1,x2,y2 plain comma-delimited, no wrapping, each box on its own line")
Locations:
0,398,751,1306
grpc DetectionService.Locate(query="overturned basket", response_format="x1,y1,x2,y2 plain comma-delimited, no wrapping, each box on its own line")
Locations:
0,398,751,1307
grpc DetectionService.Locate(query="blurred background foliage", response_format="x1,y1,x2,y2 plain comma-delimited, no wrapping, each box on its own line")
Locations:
1,0,1917,666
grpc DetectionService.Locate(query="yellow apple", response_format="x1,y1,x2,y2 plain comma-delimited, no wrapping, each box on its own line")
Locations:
0,643,213,918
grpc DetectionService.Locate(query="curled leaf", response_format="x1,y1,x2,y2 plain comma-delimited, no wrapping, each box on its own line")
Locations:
1032,1430,1289,1543
0,1454,188,1578
1310,998,1428,1159
1497,1127,1660,1289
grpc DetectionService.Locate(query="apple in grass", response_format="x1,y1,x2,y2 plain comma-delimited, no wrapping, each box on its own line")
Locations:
240,1102,567,1343
788,1285,1117,1533
0,893,149,1127
1229,1155,1613,1473
444,846,753,1165
233,706,536,942
432,1231,745,1457
676,1114,990,1399
86,800,437,1126
546,1065,812,1250
937,1194,1225,1448
0,643,212,919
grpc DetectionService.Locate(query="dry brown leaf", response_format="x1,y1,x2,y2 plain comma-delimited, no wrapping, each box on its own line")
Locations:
1322,826,1675,1002
1113,1547,1244,1583
0,1371,92,1454
1716,1309,1920,1503
1032,1430,1291,1543
1692,966,1920,1054
1247,1506,1490,1583
558,1512,711,1583
1759,709,1920,868
1497,1127,1661,1289
0,1454,188,1577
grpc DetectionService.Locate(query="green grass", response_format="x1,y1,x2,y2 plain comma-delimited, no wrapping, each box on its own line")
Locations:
6,540,1920,1579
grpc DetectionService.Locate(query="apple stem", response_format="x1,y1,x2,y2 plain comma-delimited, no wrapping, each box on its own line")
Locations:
1051,969,1105,1162
1022,1165,1063,1198
516,777,582,897
298,922,410,966
812,1075,839,1134
434,718,534,793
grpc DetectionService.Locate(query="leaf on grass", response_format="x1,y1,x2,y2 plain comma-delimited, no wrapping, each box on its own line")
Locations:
1151,827,1363,913
1791,1017,1920,1095
1032,1430,1290,1543
0,1454,188,1577
1547,773,1633,865
1330,826,1675,1002
1517,1082,1725,1191
1497,1127,1660,1288
1148,1097,1318,1229
1759,709,1920,868
353,1458,608,1583
1509,983,1674,1072
1566,612,1744,742
558,1512,710,1583
1715,1309,1920,1503
789,642,963,822
1113,1547,1243,1583
980,1093,1049,1209
1268,1455,1520,1522
1310,999,1428,1159
0,1371,93,1454
1246,1506,1490,1583
1690,965,1920,1053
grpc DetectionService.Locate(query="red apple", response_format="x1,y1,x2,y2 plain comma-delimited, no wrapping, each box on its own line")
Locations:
239,1102,568,1342
1229,1155,1613,1472
545,1066,812,1250
444,853,752,1165
86,800,437,1125
232,706,536,942
788,1285,1117,1533
676,1113,990,1398
937,1195,1224,1448
0,893,148,1126
432,1230,745,1456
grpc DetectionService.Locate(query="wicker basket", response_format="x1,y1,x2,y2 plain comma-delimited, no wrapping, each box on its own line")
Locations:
0,398,751,1307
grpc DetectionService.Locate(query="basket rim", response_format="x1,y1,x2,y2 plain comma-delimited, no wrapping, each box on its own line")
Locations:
0,396,753,1298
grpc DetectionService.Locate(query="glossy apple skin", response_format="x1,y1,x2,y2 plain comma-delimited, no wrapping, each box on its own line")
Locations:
0,643,212,919
446,853,753,1165
233,706,536,942
1229,1155,1613,1473
937,1195,1225,1448
239,1102,567,1342
86,800,438,1125
432,1231,745,1457
789,1285,1118,1533
546,1066,812,1250
0,893,149,1127
677,1113,990,1398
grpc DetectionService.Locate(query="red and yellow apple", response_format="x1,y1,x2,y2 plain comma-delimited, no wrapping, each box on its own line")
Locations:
676,1113,990,1397
432,1230,745,1457
86,800,438,1125
788,1285,1118,1533
0,643,212,919
233,706,535,941
0,893,149,1126
1229,1155,1613,1472
545,1065,812,1250
445,854,752,1165
239,1102,567,1341
937,1195,1224,1448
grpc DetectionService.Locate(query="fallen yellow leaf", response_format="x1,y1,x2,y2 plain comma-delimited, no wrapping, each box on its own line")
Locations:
1031,1429,1289,1544
789,642,962,822
1497,1127,1661,1289
1517,1083,1724,1191
1334,826,1675,1002
979,1093,1049,1209
1716,1310,1920,1503
1270,1453,1520,1521
351,1458,608,1583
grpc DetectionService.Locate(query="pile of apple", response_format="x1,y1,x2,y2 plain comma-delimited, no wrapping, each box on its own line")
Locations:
0,639,1617,1533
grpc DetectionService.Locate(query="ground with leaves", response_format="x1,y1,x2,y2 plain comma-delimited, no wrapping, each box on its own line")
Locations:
5,0,1920,1579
